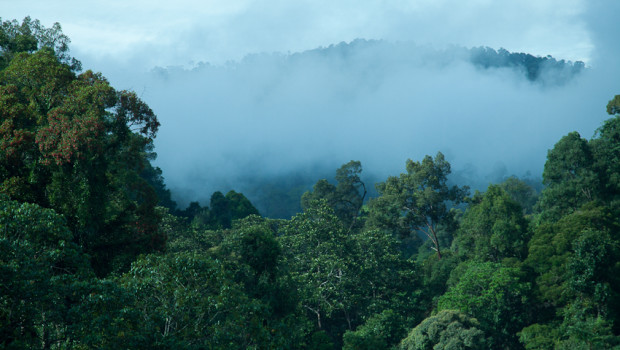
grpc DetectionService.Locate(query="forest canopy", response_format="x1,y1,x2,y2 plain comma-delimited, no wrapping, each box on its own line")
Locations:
1,17,619,349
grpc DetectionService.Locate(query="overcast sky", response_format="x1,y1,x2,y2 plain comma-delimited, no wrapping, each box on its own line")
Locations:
4,0,595,68
3,1,620,211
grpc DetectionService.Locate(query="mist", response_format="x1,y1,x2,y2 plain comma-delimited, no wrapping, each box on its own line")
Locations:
107,39,609,213
7,1,617,215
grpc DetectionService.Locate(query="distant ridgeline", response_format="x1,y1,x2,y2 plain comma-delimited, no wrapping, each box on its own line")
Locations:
281,39,585,85
468,46,585,82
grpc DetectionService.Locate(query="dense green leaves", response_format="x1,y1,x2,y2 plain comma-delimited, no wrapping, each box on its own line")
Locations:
302,160,366,228
0,35,165,276
0,17,80,71
539,131,599,220
0,197,92,348
367,152,469,259
2,17,620,350
399,310,486,350
438,262,531,348
281,200,421,345
121,251,266,349
452,185,530,263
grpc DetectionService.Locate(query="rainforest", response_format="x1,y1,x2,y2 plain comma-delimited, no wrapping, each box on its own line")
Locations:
1,14,620,350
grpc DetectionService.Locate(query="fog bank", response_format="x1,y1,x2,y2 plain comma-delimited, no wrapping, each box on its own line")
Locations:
109,40,614,212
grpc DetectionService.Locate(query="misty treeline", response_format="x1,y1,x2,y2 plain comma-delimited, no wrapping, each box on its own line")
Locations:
298,39,584,84
2,17,619,350
144,32,588,215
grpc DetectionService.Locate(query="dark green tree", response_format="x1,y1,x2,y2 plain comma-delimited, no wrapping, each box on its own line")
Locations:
539,132,599,221
452,185,530,263
367,152,469,259
0,196,92,348
120,251,268,349
281,200,420,345
301,160,366,229
590,96,620,207
191,190,260,229
0,16,80,71
399,310,487,350
499,176,539,214
437,262,532,348
226,190,260,220
0,40,165,275
342,309,406,350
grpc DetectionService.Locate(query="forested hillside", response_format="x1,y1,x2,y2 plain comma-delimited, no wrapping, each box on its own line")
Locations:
1,18,619,349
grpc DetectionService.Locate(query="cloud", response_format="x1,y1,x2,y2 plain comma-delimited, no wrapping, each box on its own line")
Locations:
3,0,618,214
5,0,592,66
108,40,607,211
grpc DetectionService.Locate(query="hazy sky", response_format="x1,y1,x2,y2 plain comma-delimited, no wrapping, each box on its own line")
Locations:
3,1,620,210
4,0,594,67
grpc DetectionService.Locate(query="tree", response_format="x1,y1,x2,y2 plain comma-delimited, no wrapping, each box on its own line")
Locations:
437,262,532,348
218,216,308,348
399,310,487,350
0,196,92,348
367,152,469,259
0,39,164,275
219,216,282,304
526,202,618,309
0,16,80,71
226,190,260,220
606,95,620,116
301,160,366,229
518,323,560,350
280,201,354,332
120,251,267,349
343,309,406,350
539,132,600,220
191,190,260,230
451,185,530,263
498,176,539,214
590,95,620,205
280,200,420,345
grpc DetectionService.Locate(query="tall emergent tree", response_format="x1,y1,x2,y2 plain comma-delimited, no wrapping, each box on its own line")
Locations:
301,160,367,229
0,17,164,275
367,152,469,258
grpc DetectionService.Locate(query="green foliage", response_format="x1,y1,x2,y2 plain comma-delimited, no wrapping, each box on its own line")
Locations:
227,190,261,220
437,262,531,348
343,309,406,350
518,323,560,349
499,176,539,214
557,302,620,349
452,185,530,263
607,95,620,116
140,155,177,211
367,152,469,259
399,310,486,350
281,200,421,345
301,160,367,229
419,252,461,309
121,251,266,349
0,16,80,71
63,278,154,349
568,229,618,303
591,115,620,204
526,203,618,307
220,216,282,302
280,201,355,332
0,42,166,276
190,190,260,229
0,197,92,348
539,132,600,220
